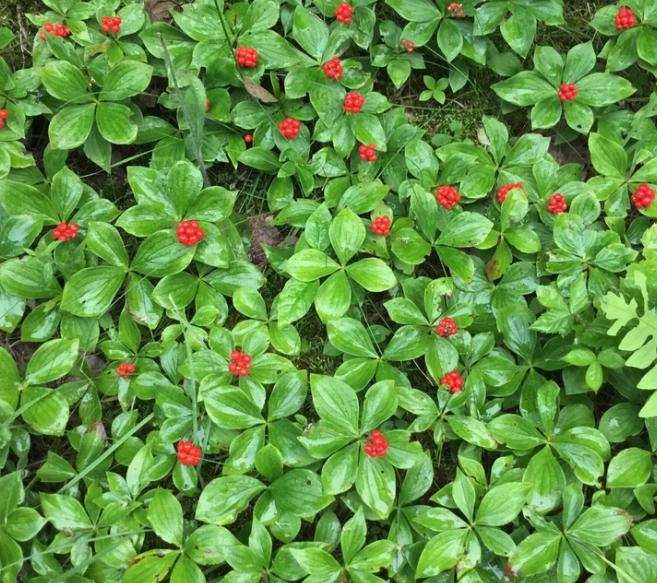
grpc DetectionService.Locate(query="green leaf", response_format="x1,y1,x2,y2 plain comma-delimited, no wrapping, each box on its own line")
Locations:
361,381,398,432
327,318,377,358
437,19,463,62
286,249,340,281
606,448,652,488
290,548,341,576
508,532,560,577
131,231,196,277
60,266,126,317
203,383,264,429
437,212,494,247
338,181,390,214
524,447,566,514
568,505,632,546
96,102,137,144
270,469,331,518
346,258,397,292
350,113,387,150
196,476,265,525
101,60,154,101
315,271,352,323
500,8,536,57
588,131,628,175
329,208,366,265
616,547,657,583
356,455,395,519
48,103,96,150
416,529,469,577
448,416,498,450
577,73,635,107
492,71,554,106
25,338,79,385
40,494,93,530
40,60,90,103
292,6,328,60
475,482,529,526
148,489,184,547
21,386,70,435
310,374,359,435
85,222,129,268
488,414,544,451
384,325,430,361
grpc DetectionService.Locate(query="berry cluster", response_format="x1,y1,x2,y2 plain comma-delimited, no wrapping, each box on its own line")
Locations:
547,193,568,215
116,363,136,379
244,133,253,143
336,2,353,24
235,47,259,68
101,16,122,34
176,441,202,466
279,117,301,139
177,220,204,246
497,182,524,204
40,22,71,40
435,185,461,209
344,91,365,113
440,370,464,393
371,216,391,237
323,57,343,80
400,38,415,53
363,429,389,458
447,2,464,17
435,316,458,337
631,183,655,209
53,222,79,241
228,350,252,376
0,108,8,129
358,144,377,161
558,83,578,102
615,7,637,30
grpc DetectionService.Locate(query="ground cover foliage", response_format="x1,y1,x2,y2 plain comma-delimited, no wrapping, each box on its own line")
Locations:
0,0,657,581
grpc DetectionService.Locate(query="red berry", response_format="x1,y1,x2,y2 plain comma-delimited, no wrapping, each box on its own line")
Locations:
371,216,391,237
228,350,252,377
244,133,253,143
278,117,301,139
615,6,637,30
335,2,353,24
116,362,136,379
447,2,464,17
44,22,53,32
547,193,568,215
400,38,415,53
497,182,524,204
435,185,461,209
235,47,259,68
631,183,655,209
322,57,343,80
558,83,578,102
364,429,389,458
176,441,202,466
0,108,8,120
440,370,464,393
435,317,458,337
53,222,79,241
344,91,365,113
358,144,377,162
177,220,204,246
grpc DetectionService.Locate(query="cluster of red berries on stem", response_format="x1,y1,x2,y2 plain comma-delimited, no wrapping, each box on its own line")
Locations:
101,16,122,34
40,22,71,40
229,350,252,376
177,441,202,466
440,370,464,393
497,182,524,204
0,108,8,129
615,7,636,30
358,144,377,162
435,316,458,337
279,117,301,139
344,91,365,113
435,185,461,209
53,222,79,241
323,57,343,80
632,183,655,209
447,3,464,17
336,2,353,24
400,38,414,53
547,193,568,215
371,216,391,237
116,363,136,379
177,220,204,246
558,83,578,102
363,429,389,458
235,47,259,68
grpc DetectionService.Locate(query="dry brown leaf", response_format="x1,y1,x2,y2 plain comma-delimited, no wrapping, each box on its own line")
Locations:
146,0,178,22
244,77,278,103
